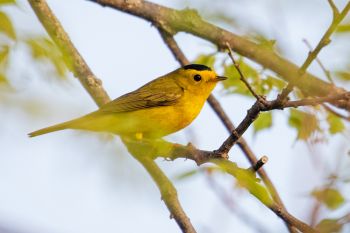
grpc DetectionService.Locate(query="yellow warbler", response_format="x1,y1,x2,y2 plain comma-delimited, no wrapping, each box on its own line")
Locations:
29,64,226,138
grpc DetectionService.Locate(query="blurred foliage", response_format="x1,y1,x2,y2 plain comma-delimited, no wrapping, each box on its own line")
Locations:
215,160,273,206
326,112,345,135
194,53,216,69
194,53,286,97
0,0,16,5
250,34,277,52
288,109,320,141
26,37,68,79
335,71,350,82
0,7,12,88
194,49,347,142
253,112,272,133
311,187,345,210
175,161,273,206
0,2,68,93
174,168,200,180
336,23,350,33
0,11,16,40
316,218,343,233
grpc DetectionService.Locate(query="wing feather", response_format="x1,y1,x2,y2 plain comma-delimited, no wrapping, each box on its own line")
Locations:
100,76,183,113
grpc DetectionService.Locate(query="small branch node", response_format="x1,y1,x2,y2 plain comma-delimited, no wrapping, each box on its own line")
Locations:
250,155,269,172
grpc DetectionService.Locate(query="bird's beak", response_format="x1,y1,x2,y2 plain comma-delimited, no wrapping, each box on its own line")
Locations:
214,76,228,82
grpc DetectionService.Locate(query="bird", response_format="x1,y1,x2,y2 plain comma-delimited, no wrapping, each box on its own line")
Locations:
28,64,227,139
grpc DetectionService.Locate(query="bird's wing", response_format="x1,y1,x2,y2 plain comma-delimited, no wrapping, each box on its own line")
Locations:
99,77,184,113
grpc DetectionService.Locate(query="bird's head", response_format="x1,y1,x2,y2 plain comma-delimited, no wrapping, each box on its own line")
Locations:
173,64,227,96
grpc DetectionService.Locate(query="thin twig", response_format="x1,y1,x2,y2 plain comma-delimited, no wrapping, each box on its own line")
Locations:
302,38,334,84
217,92,350,155
28,1,196,232
282,92,350,108
322,103,350,121
328,0,340,17
225,42,262,100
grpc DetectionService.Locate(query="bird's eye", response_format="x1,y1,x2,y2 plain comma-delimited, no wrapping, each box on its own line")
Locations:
193,74,202,82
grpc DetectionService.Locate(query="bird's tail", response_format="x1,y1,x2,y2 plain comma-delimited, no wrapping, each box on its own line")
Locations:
28,121,71,137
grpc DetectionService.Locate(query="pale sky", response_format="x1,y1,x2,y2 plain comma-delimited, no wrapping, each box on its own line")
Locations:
0,0,349,233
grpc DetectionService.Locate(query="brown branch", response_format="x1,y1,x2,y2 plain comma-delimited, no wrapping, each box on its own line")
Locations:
28,1,196,232
283,92,350,108
270,204,318,233
157,29,301,233
88,0,350,112
147,140,318,233
217,92,350,155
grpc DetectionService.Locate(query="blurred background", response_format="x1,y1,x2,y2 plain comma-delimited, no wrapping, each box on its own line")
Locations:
0,0,349,232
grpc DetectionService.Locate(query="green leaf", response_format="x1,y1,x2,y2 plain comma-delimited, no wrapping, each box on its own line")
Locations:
254,112,272,133
0,11,16,40
174,169,199,181
336,24,350,33
223,64,250,96
0,73,8,85
0,0,16,5
193,54,216,69
335,71,350,81
26,37,68,79
312,188,345,210
327,112,345,134
0,45,9,64
26,38,52,58
288,109,319,140
263,75,286,91
253,35,277,52
316,219,343,233
223,59,260,97
215,160,273,206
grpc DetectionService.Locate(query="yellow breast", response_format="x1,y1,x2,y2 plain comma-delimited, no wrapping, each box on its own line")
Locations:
107,91,207,138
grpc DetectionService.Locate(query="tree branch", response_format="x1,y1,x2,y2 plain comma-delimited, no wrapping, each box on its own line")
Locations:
28,1,196,232
144,139,318,233
28,0,110,106
88,0,350,111
217,92,350,155
157,29,304,233
277,1,350,101
122,138,196,233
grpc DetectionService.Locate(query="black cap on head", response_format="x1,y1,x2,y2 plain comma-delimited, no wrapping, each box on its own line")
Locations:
183,64,212,71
